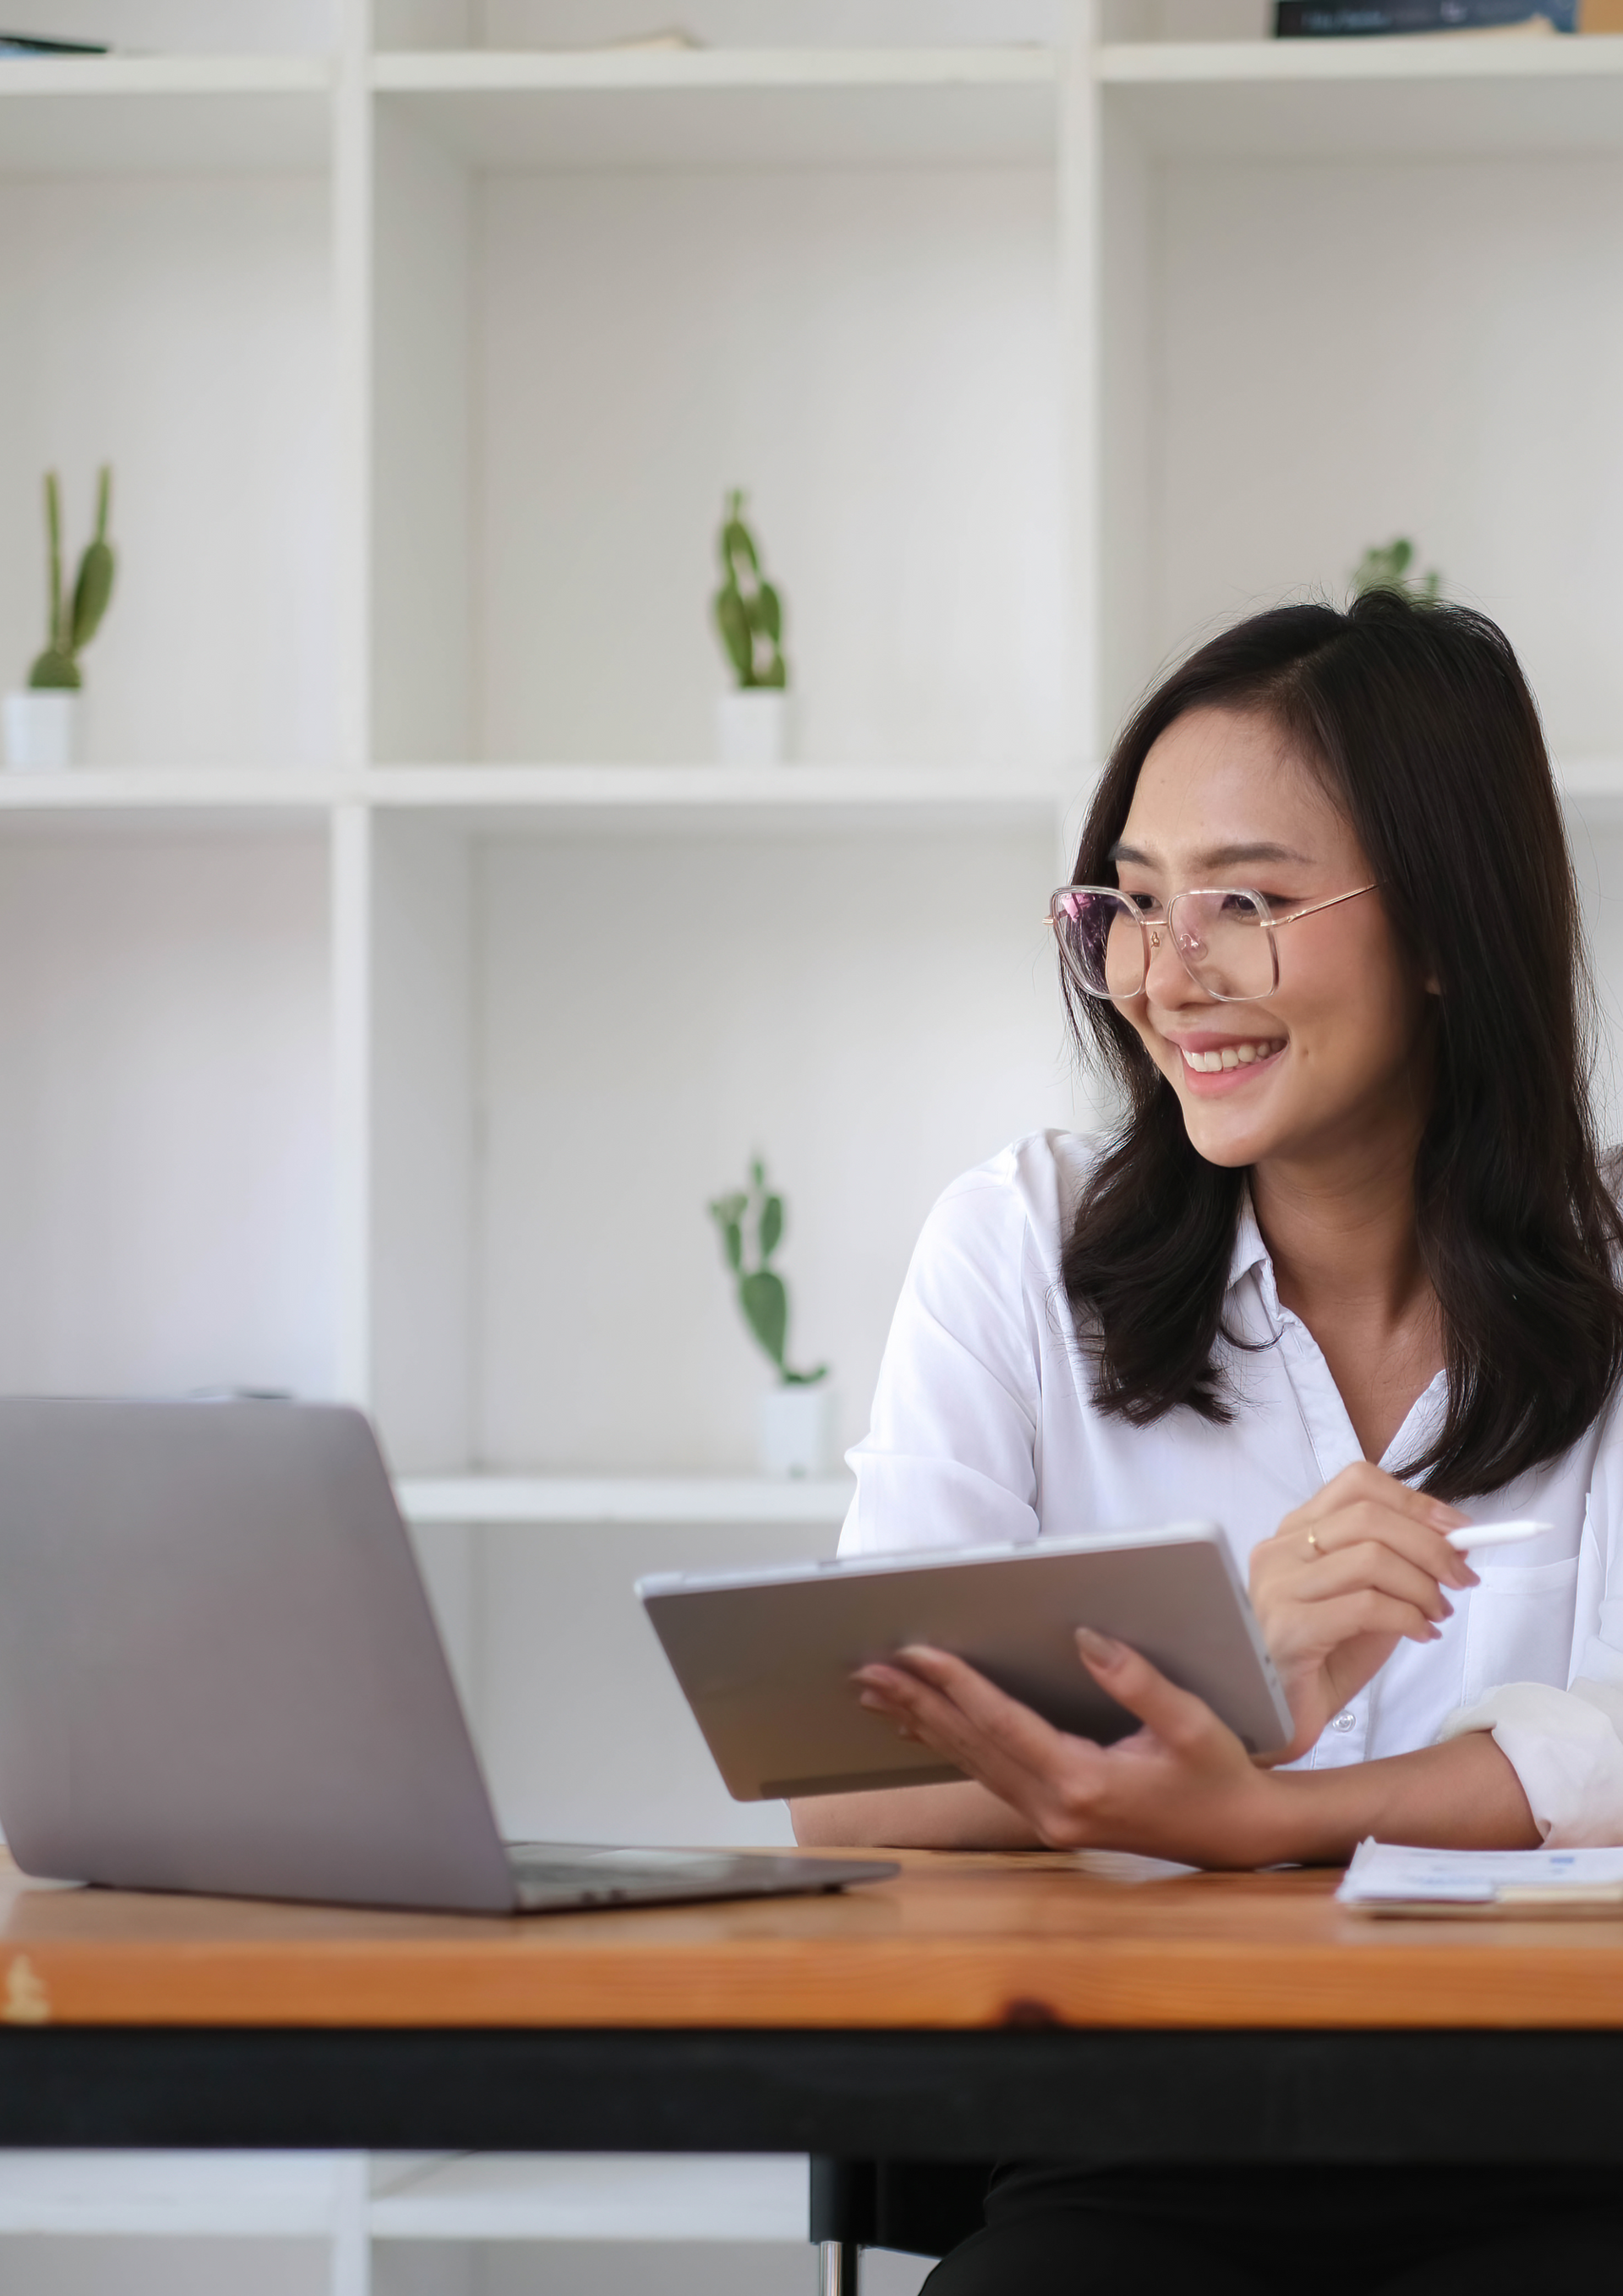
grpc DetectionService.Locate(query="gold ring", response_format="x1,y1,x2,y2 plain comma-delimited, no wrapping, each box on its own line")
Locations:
1306,1530,1320,1553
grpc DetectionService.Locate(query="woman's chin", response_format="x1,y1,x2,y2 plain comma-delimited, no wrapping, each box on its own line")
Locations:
1176,1092,1278,1170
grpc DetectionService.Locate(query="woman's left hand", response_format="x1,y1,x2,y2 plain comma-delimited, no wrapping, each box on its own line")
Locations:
854,1631,1284,1869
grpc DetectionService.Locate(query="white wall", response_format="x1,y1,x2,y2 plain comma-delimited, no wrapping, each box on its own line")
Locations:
1571,817,1623,1147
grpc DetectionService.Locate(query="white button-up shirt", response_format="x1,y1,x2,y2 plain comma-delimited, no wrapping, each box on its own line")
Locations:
839,1129,1623,1845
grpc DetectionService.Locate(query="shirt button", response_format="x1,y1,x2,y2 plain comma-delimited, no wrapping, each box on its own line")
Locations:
1331,1709,1358,1734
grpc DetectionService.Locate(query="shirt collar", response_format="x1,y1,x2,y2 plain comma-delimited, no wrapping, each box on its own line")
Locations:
1227,1188,1284,1335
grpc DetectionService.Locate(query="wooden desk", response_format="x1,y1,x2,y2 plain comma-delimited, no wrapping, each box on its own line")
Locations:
3,1848,1623,2161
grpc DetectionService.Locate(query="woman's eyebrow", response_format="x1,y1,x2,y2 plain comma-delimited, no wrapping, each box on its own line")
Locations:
1107,839,1313,870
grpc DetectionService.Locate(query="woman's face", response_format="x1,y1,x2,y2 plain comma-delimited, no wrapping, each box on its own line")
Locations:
1111,705,1432,1174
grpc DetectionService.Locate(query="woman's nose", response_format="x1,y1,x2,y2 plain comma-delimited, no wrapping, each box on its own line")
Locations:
1144,923,1200,1006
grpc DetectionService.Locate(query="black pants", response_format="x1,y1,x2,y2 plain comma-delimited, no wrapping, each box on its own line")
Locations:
921,2164,1623,2294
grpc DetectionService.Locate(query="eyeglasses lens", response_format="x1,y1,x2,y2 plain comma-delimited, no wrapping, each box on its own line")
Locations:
1054,890,1146,998
1170,892,1276,1001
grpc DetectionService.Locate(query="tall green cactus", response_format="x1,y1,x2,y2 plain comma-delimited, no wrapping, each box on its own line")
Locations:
712,489,787,691
1351,536,1440,604
30,467,116,692
708,1158,826,1386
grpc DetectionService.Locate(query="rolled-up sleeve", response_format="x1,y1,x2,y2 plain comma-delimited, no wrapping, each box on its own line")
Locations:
1439,1407,1623,1845
839,1167,1044,1559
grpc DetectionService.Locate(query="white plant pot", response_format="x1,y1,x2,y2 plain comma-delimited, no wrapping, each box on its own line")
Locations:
756,1383,834,1480
3,690,77,773
717,687,794,768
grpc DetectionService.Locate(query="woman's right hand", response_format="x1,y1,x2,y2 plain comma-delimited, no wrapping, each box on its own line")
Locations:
1249,1461,1478,1762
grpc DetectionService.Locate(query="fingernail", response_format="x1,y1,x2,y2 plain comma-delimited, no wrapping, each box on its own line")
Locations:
1075,1626,1124,1665
857,1690,890,1712
1429,1504,1467,1529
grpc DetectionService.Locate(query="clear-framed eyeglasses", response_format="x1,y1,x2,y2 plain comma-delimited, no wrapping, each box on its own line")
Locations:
1047,883,1379,1004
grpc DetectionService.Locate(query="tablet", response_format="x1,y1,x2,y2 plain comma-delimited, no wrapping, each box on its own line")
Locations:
638,1522,1295,1801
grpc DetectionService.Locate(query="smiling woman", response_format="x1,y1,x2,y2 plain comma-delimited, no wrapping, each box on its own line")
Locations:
1061,594,1623,1495
790,592,1623,2291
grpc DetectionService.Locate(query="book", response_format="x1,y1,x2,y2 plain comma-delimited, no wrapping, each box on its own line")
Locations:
1337,1837,1623,1915
1276,3,1576,31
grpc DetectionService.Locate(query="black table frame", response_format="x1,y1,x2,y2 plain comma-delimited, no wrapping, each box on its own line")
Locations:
2,2029,1622,2162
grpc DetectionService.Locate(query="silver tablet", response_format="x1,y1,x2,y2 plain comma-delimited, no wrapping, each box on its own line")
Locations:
639,1522,1295,1801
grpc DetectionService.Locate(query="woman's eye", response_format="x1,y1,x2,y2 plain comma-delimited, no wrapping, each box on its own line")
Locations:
1128,893,1162,916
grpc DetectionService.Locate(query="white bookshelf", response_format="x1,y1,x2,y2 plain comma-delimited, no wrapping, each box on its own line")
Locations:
3,0,1623,1815
3,755,1623,821
0,55,331,172
0,2150,811,2283
368,2151,806,2242
1098,34,1623,159
397,1471,853,1521
8,6,1623,2286
4,0,1623,1847
373,45,1057,169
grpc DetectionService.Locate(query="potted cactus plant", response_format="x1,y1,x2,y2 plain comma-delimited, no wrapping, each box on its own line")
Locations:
4,467,116,772
711,489,794,767
708,1158,832,1478
1351,536,1442,603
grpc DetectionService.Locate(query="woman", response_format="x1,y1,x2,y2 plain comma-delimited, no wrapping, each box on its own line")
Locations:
792,591,1623,2288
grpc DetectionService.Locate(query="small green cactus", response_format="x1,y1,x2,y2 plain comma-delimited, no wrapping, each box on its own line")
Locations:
29,467,116,692
1351,536,1441,605
708,1158,826,1386
712,489,787,691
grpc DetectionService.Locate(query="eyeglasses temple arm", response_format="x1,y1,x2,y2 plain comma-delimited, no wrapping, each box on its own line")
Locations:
1271,883,1379,927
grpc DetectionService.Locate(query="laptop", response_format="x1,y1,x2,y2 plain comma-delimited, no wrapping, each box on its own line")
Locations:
0,1398,895,1915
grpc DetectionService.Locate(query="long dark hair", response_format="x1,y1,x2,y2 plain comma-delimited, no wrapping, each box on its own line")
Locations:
1061,589,1623,1501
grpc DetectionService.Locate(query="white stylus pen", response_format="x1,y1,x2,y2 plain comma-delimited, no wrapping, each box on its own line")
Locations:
1445,1519,1554,1552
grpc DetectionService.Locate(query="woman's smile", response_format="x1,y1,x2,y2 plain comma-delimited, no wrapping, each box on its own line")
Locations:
1161,1030,1287,1089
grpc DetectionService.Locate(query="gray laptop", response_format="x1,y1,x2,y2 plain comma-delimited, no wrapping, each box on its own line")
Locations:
0,1398,893,1915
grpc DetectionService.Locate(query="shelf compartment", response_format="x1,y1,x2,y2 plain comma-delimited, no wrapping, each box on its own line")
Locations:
373,47,1057,169
1099,36,1623,159
396,1474,855,1524
0,57,331,173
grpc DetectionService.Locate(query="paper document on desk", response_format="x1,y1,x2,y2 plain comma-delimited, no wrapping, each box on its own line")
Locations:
1338,1838,1623,1916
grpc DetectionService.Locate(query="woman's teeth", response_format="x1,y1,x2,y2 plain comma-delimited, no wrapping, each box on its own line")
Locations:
1182,1040,1283,1074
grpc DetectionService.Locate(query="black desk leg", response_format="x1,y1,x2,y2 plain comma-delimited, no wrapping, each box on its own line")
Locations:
817,2236,861,2293
811,2159,874,2296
